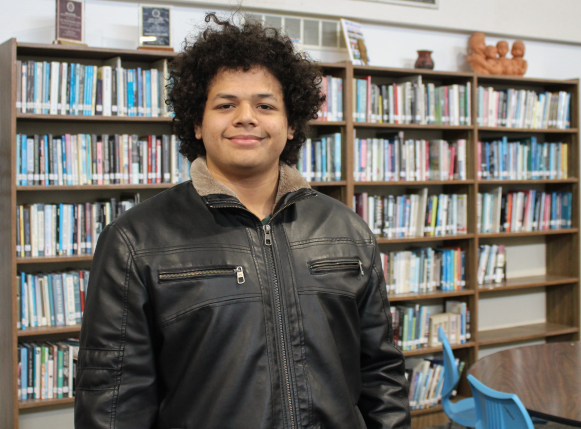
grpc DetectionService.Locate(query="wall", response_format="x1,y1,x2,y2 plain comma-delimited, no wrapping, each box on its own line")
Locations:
1,0,578,427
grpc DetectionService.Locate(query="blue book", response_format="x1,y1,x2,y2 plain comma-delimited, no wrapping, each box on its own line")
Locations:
549,144,555,179
58,204,64,254
21,274,28,329
70,63,76,115
43,61,50,114
321,137,327,181
16,134,21,186
128,70,134,116
47,274,56,326
333,133,341,181
398,196,405,237
75,64,81,115
20,346,28,399
52,274,65,326
357,79,367,122
137,67,143,116
530,137,537,179
145,69,151,117
87,66,94,115
484,142,490,178
461,251,466,288
502,137,508,178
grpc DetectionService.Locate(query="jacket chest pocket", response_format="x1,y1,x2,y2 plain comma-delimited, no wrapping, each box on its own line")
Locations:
158,266,246,284
154,264,255,326
309,257,364,277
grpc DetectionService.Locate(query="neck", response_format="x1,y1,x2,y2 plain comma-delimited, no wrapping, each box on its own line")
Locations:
206,159,279,220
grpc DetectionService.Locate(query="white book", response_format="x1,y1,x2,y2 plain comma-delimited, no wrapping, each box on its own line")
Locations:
151,68,159,117
491,186,502,233
49,62,60,114
42,277,51,326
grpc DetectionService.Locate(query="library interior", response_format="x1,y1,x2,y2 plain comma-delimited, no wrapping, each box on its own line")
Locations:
1,1,580,429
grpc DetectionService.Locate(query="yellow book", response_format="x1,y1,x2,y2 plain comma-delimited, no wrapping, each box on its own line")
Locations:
429,196,438,237
562,144,568,179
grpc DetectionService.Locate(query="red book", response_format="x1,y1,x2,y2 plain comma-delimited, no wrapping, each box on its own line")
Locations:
506,194,513,232
147,135,152,184
156,138,162,183
79,270,85,314
448,145,456,180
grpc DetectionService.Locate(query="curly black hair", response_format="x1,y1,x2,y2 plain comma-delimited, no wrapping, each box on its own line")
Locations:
167,12,326,165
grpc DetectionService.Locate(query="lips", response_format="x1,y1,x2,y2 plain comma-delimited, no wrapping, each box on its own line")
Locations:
227,135,265,146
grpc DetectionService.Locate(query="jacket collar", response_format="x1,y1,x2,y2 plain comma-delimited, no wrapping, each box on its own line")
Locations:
190,157,314,211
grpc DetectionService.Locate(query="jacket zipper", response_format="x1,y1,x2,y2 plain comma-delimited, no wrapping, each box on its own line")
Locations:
159,266,245,284
263,223,295,428
309,258,364,276
210,193,316,428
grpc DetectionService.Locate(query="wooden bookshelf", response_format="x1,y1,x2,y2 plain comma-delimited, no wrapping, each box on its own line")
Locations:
0,39,578,429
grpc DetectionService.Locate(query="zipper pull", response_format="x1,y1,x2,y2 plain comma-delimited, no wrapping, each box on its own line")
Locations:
263,224,272,246
359,260,364,276
235,266,245,284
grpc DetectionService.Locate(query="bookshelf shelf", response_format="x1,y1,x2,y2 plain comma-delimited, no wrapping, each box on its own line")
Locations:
478,323,579,346
16,184,175,191
477,229,578,239
16,255,93,264
354,123,473,131
479,274,578,293
376,234,474,244
16,113,174,122
19,397,75,410
402,341,476,357
1,43,578,428
477,179,578,185
477,127,578,134
354,180,475,186
308,120,346,126
17,325,82,337
388,289,475,302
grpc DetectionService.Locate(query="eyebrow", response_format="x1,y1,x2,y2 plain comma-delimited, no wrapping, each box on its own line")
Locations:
213,93,279,101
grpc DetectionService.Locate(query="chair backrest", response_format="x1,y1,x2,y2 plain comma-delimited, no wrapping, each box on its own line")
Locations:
467,374,534,429
438,326,459,399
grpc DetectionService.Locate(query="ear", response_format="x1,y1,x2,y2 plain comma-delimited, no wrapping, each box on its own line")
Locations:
194,124,202,140
287,126,295,141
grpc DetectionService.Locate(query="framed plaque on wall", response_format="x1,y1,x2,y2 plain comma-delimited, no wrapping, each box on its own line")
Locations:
55,0,85,44
138,5,173,50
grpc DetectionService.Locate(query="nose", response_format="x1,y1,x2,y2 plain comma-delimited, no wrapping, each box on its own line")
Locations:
233,101,258,127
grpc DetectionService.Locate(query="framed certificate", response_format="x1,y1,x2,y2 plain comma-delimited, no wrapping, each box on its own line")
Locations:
139,5,172,49
55,0,85,44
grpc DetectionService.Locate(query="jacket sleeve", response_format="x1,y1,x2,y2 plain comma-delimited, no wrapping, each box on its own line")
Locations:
75,224,158,428
357,242,411,429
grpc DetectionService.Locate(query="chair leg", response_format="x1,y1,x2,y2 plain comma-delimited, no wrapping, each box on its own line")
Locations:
447,420,453,429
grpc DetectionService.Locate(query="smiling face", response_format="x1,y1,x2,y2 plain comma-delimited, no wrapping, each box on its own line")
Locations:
194,67,294,178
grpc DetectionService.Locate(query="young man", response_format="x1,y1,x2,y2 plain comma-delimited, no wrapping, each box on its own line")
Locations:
75,14,409,429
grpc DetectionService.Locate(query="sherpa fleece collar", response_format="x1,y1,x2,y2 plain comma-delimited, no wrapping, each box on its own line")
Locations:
190,157,311,208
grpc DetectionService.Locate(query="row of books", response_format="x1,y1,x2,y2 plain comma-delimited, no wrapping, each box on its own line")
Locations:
16,134,192,186
17,340,79,400
476,87,571,129
477,188,573,233
478,138,568,180
353,76,471,126
16,59,171,117
296,134,342,182
381,247,466,294
353,134,467,181
406,358,465,410
391,301,470,351
16,198,138,258
316,76,344,122
17,270,89,329
477,245,506,285
354,191,468,238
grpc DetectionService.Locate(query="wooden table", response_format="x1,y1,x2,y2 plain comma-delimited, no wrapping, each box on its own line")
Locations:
469,342,581,427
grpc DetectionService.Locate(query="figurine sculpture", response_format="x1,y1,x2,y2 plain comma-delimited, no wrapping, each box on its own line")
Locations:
511,40,528,76
467,32,527,76
497,41,515,75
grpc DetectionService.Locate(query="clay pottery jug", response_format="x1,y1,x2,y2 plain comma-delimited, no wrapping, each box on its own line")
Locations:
415,50,434,70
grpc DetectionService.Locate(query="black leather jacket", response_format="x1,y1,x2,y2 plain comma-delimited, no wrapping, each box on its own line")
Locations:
75,159,410,429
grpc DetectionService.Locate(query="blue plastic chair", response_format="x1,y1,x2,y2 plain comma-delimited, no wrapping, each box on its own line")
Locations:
467,374,534,429
438,327,477,428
